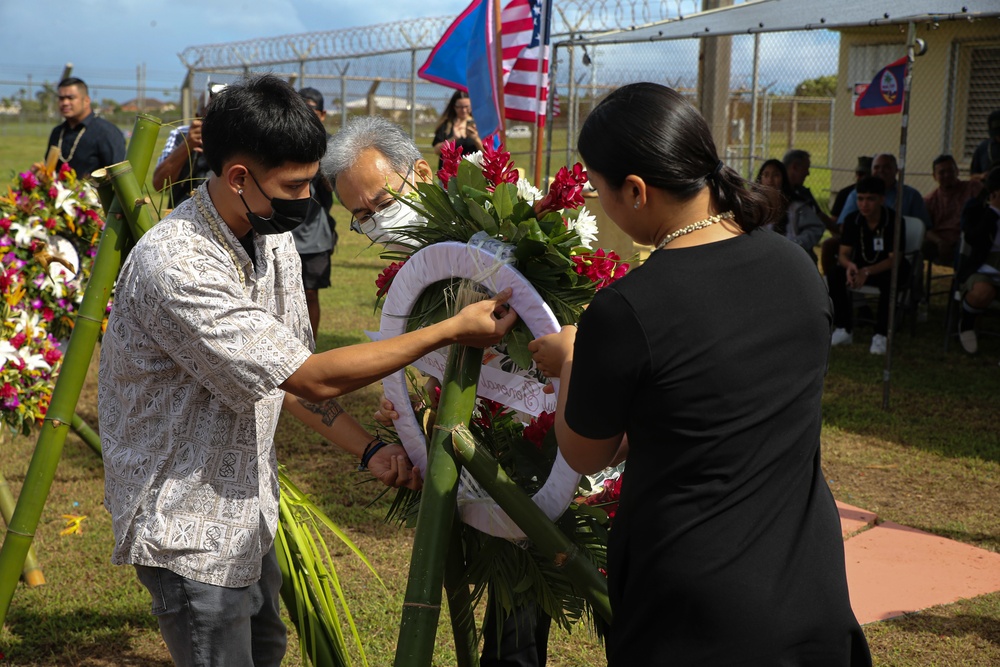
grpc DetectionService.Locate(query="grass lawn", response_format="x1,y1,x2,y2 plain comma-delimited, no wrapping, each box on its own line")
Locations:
1,130,999,665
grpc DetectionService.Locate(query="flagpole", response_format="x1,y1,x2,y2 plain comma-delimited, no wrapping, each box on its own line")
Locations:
493,0,507,145
533,0,552,186
883,22,918,411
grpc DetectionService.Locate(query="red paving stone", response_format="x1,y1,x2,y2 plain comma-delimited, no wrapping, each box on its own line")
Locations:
837,502,1000,624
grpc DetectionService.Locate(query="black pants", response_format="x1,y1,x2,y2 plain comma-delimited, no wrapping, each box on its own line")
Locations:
481,600,551,667
828,263,904,336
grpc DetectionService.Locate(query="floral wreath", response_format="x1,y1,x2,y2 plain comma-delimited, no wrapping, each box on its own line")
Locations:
1,161,106,435
370,141,627,630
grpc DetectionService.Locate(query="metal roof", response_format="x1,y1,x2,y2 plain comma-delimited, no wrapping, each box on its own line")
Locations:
576,0,1000,45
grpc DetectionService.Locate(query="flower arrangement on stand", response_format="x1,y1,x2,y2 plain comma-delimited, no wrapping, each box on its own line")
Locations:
0,162,106,435
372,141,629,636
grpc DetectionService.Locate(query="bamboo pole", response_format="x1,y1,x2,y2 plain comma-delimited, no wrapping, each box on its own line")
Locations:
393,344,485,666
100,161,156,240
0,470,44,587
451,424,612,623
443,518,479,667
71,413,102,458
0,114,160,628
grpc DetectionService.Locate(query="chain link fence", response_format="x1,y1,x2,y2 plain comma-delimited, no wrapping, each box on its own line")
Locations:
553,15,1000,212
3,2,997,212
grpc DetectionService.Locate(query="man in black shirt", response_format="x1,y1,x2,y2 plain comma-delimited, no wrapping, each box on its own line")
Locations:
828,176,906,355
45,77,125,178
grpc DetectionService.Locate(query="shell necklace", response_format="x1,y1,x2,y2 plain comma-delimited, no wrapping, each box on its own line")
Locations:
56,125,87,164
194,188,247,289
656,211,735,250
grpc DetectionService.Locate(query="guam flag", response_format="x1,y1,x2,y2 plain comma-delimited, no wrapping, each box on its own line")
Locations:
854,56,907,117
418,0,502,138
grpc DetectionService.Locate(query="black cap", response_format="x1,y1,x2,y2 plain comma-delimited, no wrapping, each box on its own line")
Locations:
299,87,324,112
855,156,873,175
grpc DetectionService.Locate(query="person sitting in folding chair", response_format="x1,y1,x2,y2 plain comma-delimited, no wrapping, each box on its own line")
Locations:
955,168,1000,354
829,176,910,355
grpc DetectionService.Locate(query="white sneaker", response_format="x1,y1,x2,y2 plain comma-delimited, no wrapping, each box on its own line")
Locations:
831,328,853,346
959,330,978,354
870,334,887,355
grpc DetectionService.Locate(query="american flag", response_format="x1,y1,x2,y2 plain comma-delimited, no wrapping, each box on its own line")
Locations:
500,0,552,125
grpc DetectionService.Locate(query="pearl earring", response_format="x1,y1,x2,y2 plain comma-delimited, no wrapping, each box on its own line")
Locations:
634,200,640,209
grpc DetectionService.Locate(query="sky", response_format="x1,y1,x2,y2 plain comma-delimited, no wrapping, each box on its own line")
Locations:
0,0,837,105
0,0,477,103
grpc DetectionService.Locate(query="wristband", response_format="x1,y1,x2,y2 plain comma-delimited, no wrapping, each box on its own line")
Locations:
358,438,389,471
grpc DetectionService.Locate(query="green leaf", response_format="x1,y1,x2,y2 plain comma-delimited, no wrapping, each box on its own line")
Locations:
456,159,489,192
467,200,500,235
505,322,535,372
492,183,517,220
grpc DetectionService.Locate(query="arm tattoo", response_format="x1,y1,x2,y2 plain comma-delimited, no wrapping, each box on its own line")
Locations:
297,397,345,427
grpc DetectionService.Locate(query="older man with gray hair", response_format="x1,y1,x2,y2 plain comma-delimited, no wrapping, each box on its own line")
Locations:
323,115,553,667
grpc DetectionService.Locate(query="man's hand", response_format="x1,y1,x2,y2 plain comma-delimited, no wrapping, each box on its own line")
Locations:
185,119,204,153
528,324,577,379
450,288,518,348
367,443,422,490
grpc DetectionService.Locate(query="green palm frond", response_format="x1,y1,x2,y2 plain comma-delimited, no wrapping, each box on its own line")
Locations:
278,469,387,666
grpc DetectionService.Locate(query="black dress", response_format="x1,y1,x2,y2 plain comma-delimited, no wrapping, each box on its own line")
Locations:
564,230,870,666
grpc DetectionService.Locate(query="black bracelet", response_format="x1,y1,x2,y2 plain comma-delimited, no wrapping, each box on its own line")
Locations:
358,439,389,471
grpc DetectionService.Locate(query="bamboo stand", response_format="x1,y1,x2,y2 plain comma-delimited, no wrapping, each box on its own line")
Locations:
0,114,161,628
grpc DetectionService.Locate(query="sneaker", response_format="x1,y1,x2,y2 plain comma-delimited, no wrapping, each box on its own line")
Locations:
959,329,978,354
870,334,887,355
831,328,853,346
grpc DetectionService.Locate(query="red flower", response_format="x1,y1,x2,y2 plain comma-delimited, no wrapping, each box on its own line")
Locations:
0,216,11,232
42,308,55,322
582,474,623,521
481,142,518,192
48,186,59,199
534,163,587,214
44,217,58,230
44,348,63,365
572,249,629,289
19,171,39,192
375,260,407,297
9,333,26,349
437,140,464,187
58,162,73,180
522,411,555,449
0,383,17,400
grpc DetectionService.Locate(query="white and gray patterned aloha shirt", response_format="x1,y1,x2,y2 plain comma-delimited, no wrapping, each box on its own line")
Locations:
99,185,313,588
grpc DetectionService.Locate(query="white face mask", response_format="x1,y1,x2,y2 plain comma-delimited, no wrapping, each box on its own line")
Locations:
367,201,424,249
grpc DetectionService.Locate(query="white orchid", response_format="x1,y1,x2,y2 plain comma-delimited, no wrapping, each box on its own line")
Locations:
463,151,485,169
0,340,19,367
515,178,543,205
568,206,599,249
54,181,79,217
17,350,51,372
10,220,47,248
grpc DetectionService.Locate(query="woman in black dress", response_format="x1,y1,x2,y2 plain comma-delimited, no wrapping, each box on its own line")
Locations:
432,90,484,171
529,82,871,666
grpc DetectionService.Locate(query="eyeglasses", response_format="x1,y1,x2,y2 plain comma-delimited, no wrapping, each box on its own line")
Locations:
350,166,414,235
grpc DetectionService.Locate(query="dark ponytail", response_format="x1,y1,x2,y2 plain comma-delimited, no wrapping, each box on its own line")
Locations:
577,82,780,232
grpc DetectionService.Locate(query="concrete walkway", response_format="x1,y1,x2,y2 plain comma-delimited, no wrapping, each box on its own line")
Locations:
837,501,1000,624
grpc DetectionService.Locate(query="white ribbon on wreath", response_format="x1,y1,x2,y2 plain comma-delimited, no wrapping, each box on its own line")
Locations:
375,240,582,540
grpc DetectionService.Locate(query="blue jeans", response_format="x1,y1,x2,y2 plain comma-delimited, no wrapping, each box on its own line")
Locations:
134,545,286,667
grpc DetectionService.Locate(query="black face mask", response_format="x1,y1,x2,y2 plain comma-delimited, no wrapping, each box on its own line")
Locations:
239,171,312,235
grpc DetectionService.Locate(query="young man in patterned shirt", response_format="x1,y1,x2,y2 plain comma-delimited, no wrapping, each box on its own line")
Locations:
99,74,516,667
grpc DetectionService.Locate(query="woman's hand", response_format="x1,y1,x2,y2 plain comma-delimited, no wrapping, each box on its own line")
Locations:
528,325,577,379
450,288,518,347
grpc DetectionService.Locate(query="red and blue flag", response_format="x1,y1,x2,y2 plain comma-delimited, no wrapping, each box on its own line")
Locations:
854,56,907,117
419,0,553,138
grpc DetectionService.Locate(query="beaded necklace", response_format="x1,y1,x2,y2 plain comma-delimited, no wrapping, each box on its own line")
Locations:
193,188,247,289
858,208,888,265
656,211,735,250
56,125,87,164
